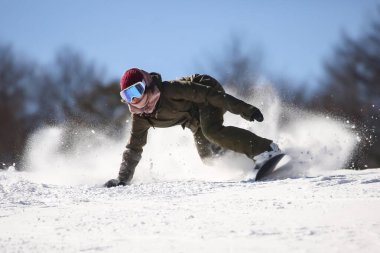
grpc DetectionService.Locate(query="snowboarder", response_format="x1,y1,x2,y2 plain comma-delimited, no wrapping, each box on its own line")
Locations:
104,68,281,187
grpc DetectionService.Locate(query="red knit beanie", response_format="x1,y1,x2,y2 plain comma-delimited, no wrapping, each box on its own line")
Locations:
120,68,144,90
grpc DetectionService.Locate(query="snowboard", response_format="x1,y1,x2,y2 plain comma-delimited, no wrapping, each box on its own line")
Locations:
254,153,285,181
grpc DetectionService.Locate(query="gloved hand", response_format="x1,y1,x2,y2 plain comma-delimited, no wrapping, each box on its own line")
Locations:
250,107,264,122
104,178,127,188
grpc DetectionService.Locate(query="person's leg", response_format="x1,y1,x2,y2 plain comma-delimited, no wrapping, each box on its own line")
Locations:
193,128,225,163
199,105,273,159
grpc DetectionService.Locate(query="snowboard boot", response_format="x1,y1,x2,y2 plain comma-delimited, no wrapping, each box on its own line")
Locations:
253,142,283,169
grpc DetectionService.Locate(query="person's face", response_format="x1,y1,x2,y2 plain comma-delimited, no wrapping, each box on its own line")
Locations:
120,79,146,105
129,76,148,104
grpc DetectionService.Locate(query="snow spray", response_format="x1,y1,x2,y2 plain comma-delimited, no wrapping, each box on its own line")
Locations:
22,84,358,185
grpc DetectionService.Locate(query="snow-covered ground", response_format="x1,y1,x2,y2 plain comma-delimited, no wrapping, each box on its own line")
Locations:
2,87,379,252
1,168,380,252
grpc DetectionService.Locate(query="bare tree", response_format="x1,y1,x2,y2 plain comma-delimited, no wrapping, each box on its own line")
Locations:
0,44,36,164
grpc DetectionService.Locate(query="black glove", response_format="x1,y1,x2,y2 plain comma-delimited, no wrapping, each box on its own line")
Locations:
250,108,264,122
104,178,127,188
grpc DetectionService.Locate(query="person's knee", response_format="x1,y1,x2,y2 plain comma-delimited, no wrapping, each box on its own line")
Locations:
201,124,223,143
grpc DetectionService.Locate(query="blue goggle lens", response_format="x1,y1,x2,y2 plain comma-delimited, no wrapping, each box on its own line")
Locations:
120,81,146,103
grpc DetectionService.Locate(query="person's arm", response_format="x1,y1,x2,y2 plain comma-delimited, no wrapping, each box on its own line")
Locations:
118,115,150,183
105,114,150,187
164,80,262,121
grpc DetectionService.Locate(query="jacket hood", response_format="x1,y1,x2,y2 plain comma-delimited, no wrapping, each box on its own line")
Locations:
149,72,162,86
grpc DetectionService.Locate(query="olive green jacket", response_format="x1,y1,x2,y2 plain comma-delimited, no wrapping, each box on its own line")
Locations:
118,72,258,182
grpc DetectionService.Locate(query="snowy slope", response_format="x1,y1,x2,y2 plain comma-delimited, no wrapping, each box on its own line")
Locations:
1,168,380,253
2,86,378,252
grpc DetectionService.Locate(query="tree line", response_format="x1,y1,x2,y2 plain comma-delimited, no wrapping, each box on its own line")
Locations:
0,46,127,167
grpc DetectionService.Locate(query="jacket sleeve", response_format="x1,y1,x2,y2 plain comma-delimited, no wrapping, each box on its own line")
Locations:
118,114,150,183
164,80,259,121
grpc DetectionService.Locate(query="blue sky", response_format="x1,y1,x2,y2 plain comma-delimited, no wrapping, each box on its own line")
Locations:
0,0,379,86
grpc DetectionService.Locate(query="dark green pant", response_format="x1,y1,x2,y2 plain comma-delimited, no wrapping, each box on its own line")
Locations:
193,105,272,161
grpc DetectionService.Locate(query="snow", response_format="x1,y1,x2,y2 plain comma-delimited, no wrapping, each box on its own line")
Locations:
1,168,380,252
2,86,379,252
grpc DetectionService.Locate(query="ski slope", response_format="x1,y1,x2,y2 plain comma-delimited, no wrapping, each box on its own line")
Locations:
1,86,379,252
1,168,380,252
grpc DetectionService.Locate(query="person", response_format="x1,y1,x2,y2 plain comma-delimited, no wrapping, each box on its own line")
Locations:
104,68,281,187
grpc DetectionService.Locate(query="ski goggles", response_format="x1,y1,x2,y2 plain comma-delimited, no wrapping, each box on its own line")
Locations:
120,80,146,103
